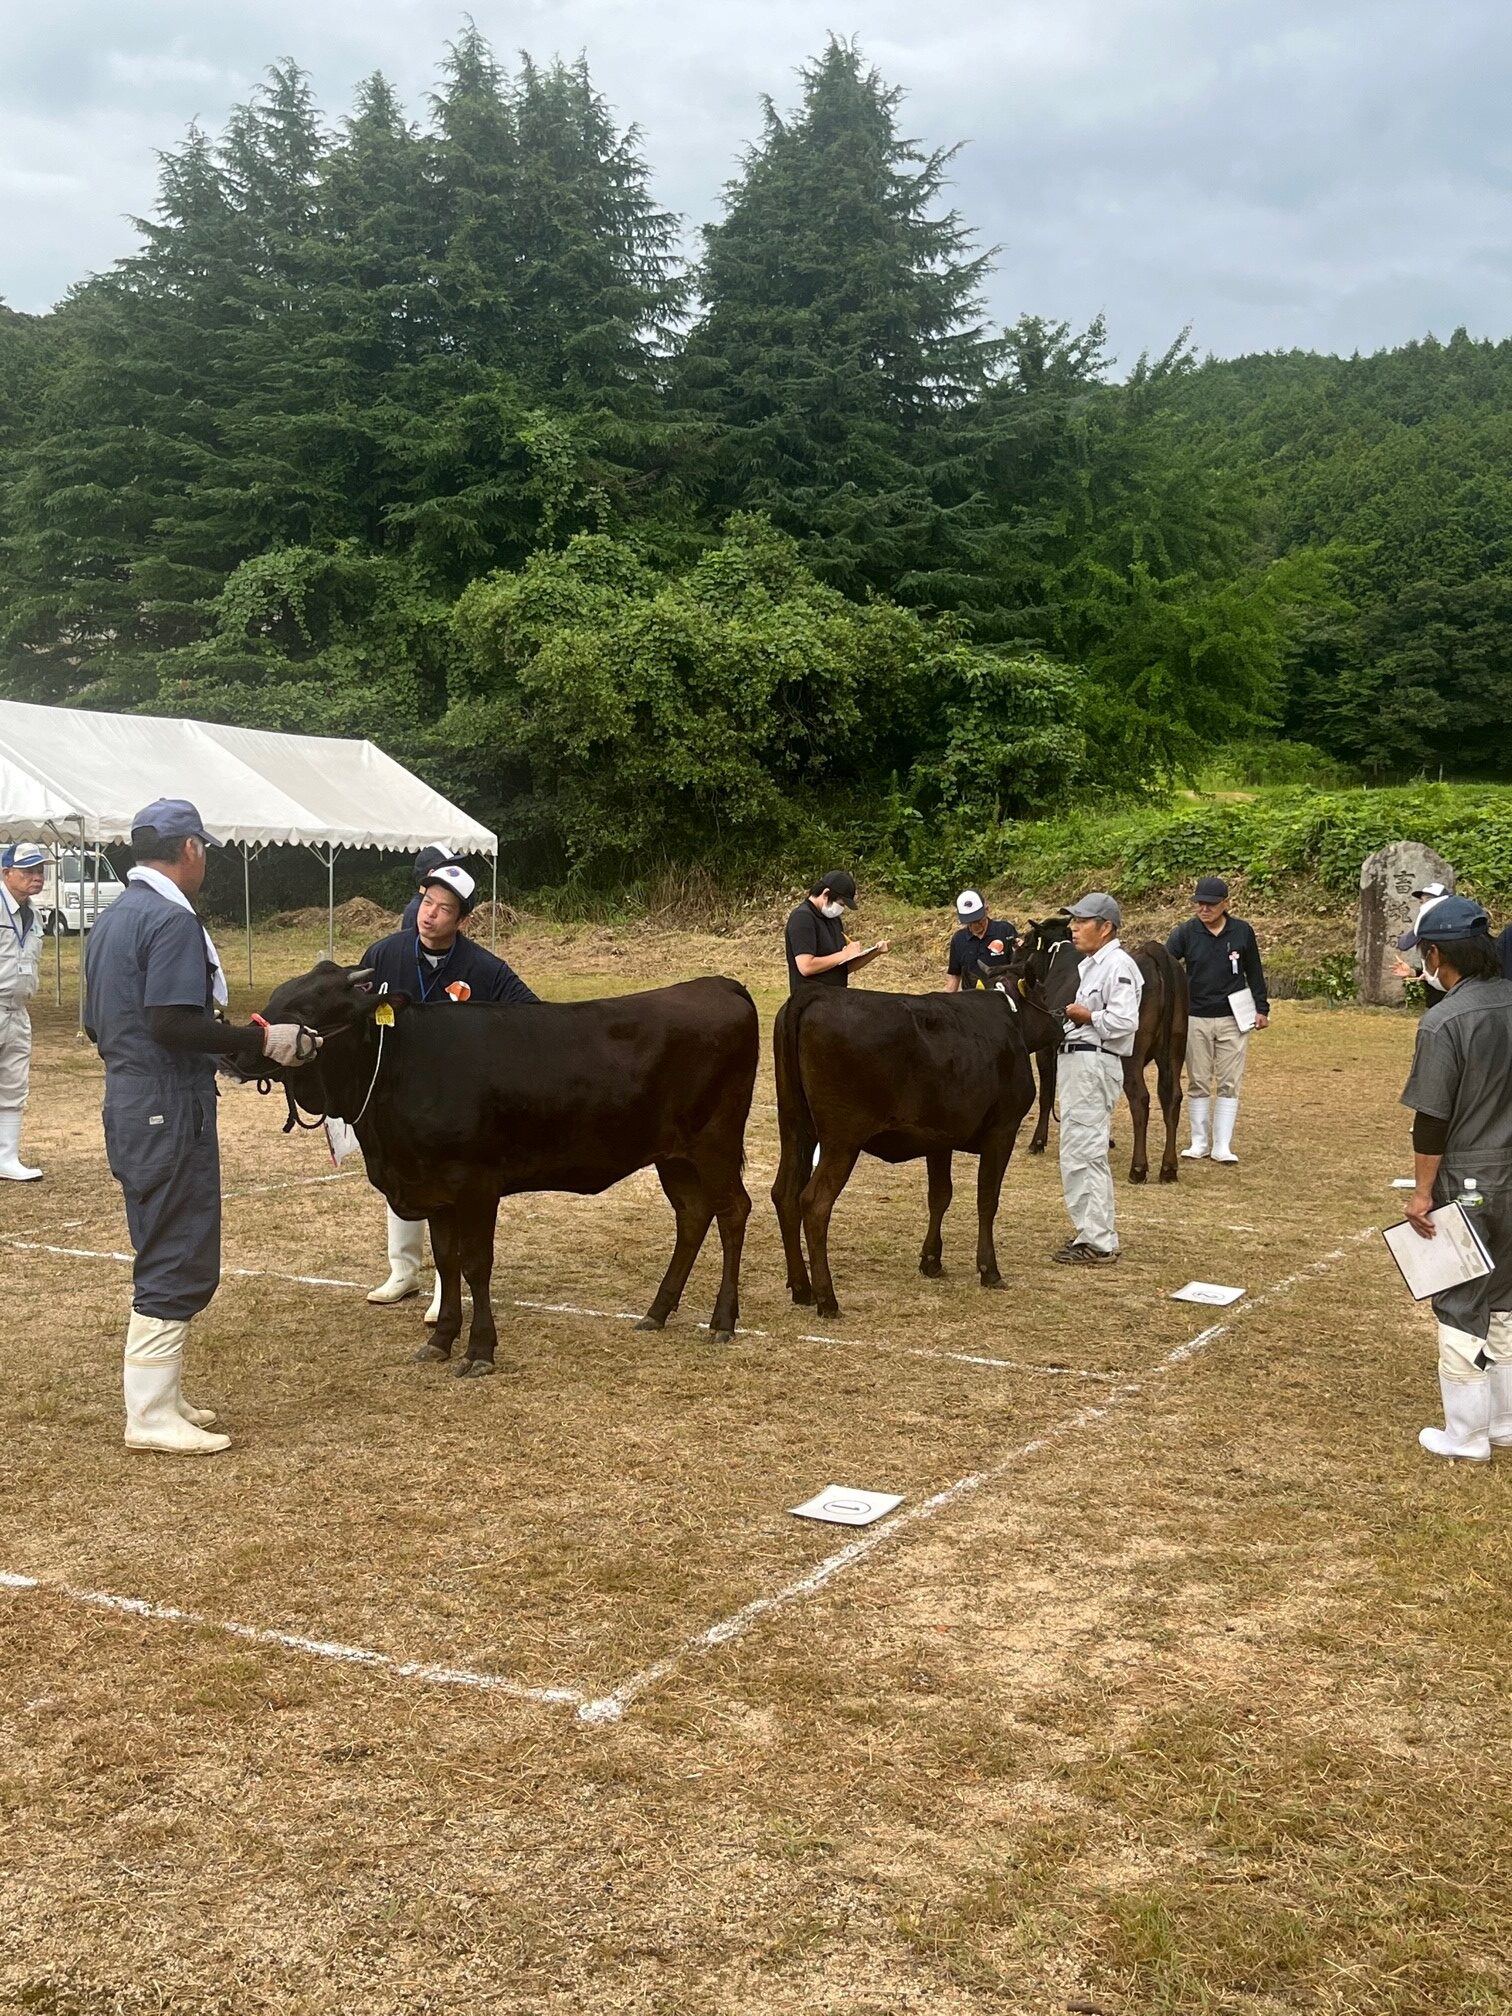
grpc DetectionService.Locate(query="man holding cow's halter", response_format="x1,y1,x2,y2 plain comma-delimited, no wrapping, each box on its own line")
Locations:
1054,892,1144,1267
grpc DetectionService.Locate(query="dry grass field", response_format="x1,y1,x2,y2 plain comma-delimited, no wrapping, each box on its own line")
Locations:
3,909,1510,2015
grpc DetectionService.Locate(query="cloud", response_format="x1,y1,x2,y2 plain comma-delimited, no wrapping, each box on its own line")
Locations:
1,0,1509,362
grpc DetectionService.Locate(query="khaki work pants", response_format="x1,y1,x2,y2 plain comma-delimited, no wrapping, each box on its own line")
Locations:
1186,1015,1249,1101
1439,1312,1512,1383
0,1003,32,1110
1058,1050,1124,1255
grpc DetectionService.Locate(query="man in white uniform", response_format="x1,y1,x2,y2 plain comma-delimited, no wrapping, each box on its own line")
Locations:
0,842,46,1181
1054,892,1144,1265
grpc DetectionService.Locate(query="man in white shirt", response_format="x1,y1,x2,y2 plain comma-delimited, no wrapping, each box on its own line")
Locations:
1055,892,1144,1265
0,842,46,1181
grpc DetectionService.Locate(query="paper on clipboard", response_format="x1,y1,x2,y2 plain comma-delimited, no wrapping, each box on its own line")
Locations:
1381,1202,1493,1301
1228,986,1259,1033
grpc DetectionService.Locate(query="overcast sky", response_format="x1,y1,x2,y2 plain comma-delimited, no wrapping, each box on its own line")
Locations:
2,0,1508,366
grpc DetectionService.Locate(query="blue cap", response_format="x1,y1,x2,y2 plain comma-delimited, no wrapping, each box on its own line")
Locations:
1,843,45,871
1398,894,1490,949
130,799,222,848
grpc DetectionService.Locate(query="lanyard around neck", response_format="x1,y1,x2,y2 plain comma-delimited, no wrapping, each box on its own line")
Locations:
415,940,456,1002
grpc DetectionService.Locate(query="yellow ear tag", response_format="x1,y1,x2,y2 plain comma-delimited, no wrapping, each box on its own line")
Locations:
374,1001,395,1027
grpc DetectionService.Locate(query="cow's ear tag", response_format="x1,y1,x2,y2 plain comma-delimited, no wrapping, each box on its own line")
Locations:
374,1001,395,1027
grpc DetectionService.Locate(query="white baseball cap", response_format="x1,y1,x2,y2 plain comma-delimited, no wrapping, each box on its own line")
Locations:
956,889,986,921
419,863,477,915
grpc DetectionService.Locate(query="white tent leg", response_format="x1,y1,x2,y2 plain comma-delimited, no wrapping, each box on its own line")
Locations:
491,852,498,952
244,843,253,992
327,846,336,963
76,819,89,1038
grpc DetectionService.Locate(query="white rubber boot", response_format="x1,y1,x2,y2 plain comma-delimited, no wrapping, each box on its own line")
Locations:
1419,1372,1492,1463
368,1208,423,1304
124,1316,230,1456
1210,1096,1240,1164
1489,1362,1512,1448
1181,1097,1211,1160
0,1108,41,1181
424,1273,442,1325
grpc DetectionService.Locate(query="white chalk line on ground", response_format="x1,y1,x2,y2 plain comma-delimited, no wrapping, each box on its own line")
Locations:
1,1226,1379,1722
0,1239,1117,1381
572,1225,1381,1723
0,1571,583,1708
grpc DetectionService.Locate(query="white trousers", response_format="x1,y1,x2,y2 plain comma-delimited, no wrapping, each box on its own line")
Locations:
0,1003,32,1111
1058,1050,1124,1254
1438,1312,1512,1383
1186,1015,1249,1101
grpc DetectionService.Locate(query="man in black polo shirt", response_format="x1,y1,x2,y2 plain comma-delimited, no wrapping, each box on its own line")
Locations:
945,889,1017,992
1166,875,1269,1164
784,871,889,994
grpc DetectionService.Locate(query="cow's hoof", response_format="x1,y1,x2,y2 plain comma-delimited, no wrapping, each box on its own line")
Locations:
919,1257,943,1279
1027,1140,1047,1155
634,1315,666,1333
455,1358,495,1379
815,1299,841,1320
1128,1168,1148,1186
709,1328,735,1345
789,1286,815,1307
1159,1165,1179,1185
413,1343,451,1363
979,1274,1004,1291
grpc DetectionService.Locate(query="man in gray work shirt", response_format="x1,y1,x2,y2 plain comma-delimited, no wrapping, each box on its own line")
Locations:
86,800,314,1456
1398,895,1512,1462
1055,892,1144,1265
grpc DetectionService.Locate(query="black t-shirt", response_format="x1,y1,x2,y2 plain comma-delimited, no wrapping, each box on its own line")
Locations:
785,901,849,993
948,920,1017,989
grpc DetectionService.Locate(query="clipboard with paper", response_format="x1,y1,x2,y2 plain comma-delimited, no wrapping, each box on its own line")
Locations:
1381,1202,1494,1302
1228,985,1259,1032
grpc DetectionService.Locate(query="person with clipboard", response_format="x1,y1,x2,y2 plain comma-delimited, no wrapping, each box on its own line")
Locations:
1398,895,1512,1462
1165,876,1270,1165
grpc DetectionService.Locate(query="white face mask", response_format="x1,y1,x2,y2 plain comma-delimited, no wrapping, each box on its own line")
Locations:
821,901,845,919
1422,956,1447,993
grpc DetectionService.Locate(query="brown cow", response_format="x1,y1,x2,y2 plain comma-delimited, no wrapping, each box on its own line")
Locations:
241,964,759,1375
1017,915,1189,1183
771,965,1064,1318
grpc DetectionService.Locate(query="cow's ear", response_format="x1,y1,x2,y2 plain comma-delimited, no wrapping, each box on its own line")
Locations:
368,990,412,1019
312,958,346,975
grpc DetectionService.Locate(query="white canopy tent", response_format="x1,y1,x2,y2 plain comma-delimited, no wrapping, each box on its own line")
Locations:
0,698,498,1020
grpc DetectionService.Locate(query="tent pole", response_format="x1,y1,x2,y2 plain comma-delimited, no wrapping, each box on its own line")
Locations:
327,846,336,963
244,843,253,992
76,819,88,1039
491,852,498,952
48,826,62,1007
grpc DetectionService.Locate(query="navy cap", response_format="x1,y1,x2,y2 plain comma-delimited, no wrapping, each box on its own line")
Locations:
1399,894,1490,949
1,843,45,871
1193,876,1229,904
413,843,457,884
130,799,222,848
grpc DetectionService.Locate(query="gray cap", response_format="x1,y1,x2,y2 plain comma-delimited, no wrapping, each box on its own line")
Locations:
1066,891,1122,928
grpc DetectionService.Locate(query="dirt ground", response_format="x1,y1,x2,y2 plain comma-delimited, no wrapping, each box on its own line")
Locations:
3,914,1509,2015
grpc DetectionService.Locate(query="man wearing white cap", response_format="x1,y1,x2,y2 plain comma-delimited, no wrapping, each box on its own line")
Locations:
0,842,47,1180
945,891,1018,992
362,863,538,1310
1054,892,1144,1265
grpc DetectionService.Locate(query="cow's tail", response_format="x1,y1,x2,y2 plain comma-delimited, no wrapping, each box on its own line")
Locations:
773,988,820,1160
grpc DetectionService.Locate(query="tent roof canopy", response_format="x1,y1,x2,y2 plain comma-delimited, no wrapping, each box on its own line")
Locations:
0,698,495,854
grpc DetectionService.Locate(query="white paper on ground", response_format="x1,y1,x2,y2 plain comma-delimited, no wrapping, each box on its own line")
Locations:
1171,1280,1247,1307
1390,1178,1417,1190
790,1485,904,1527
1228,986,1259,1033
1382,1202,1494,1301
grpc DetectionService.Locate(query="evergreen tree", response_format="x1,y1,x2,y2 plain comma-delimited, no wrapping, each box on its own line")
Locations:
681,38,1001,601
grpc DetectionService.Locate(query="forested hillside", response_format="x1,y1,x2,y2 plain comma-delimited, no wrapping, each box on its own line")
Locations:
0,30,1507,894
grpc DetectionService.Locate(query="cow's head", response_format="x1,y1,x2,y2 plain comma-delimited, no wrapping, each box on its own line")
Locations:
227,961,401,1086
1014,914,1079,1015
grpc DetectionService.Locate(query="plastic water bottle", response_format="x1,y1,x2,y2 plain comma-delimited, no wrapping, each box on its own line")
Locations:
1462,1176,1484,1212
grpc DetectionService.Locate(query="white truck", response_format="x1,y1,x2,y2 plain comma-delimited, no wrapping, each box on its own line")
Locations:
38,850,126,934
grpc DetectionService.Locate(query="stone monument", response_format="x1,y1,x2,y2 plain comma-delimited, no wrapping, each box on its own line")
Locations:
1356,842,1455,1005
